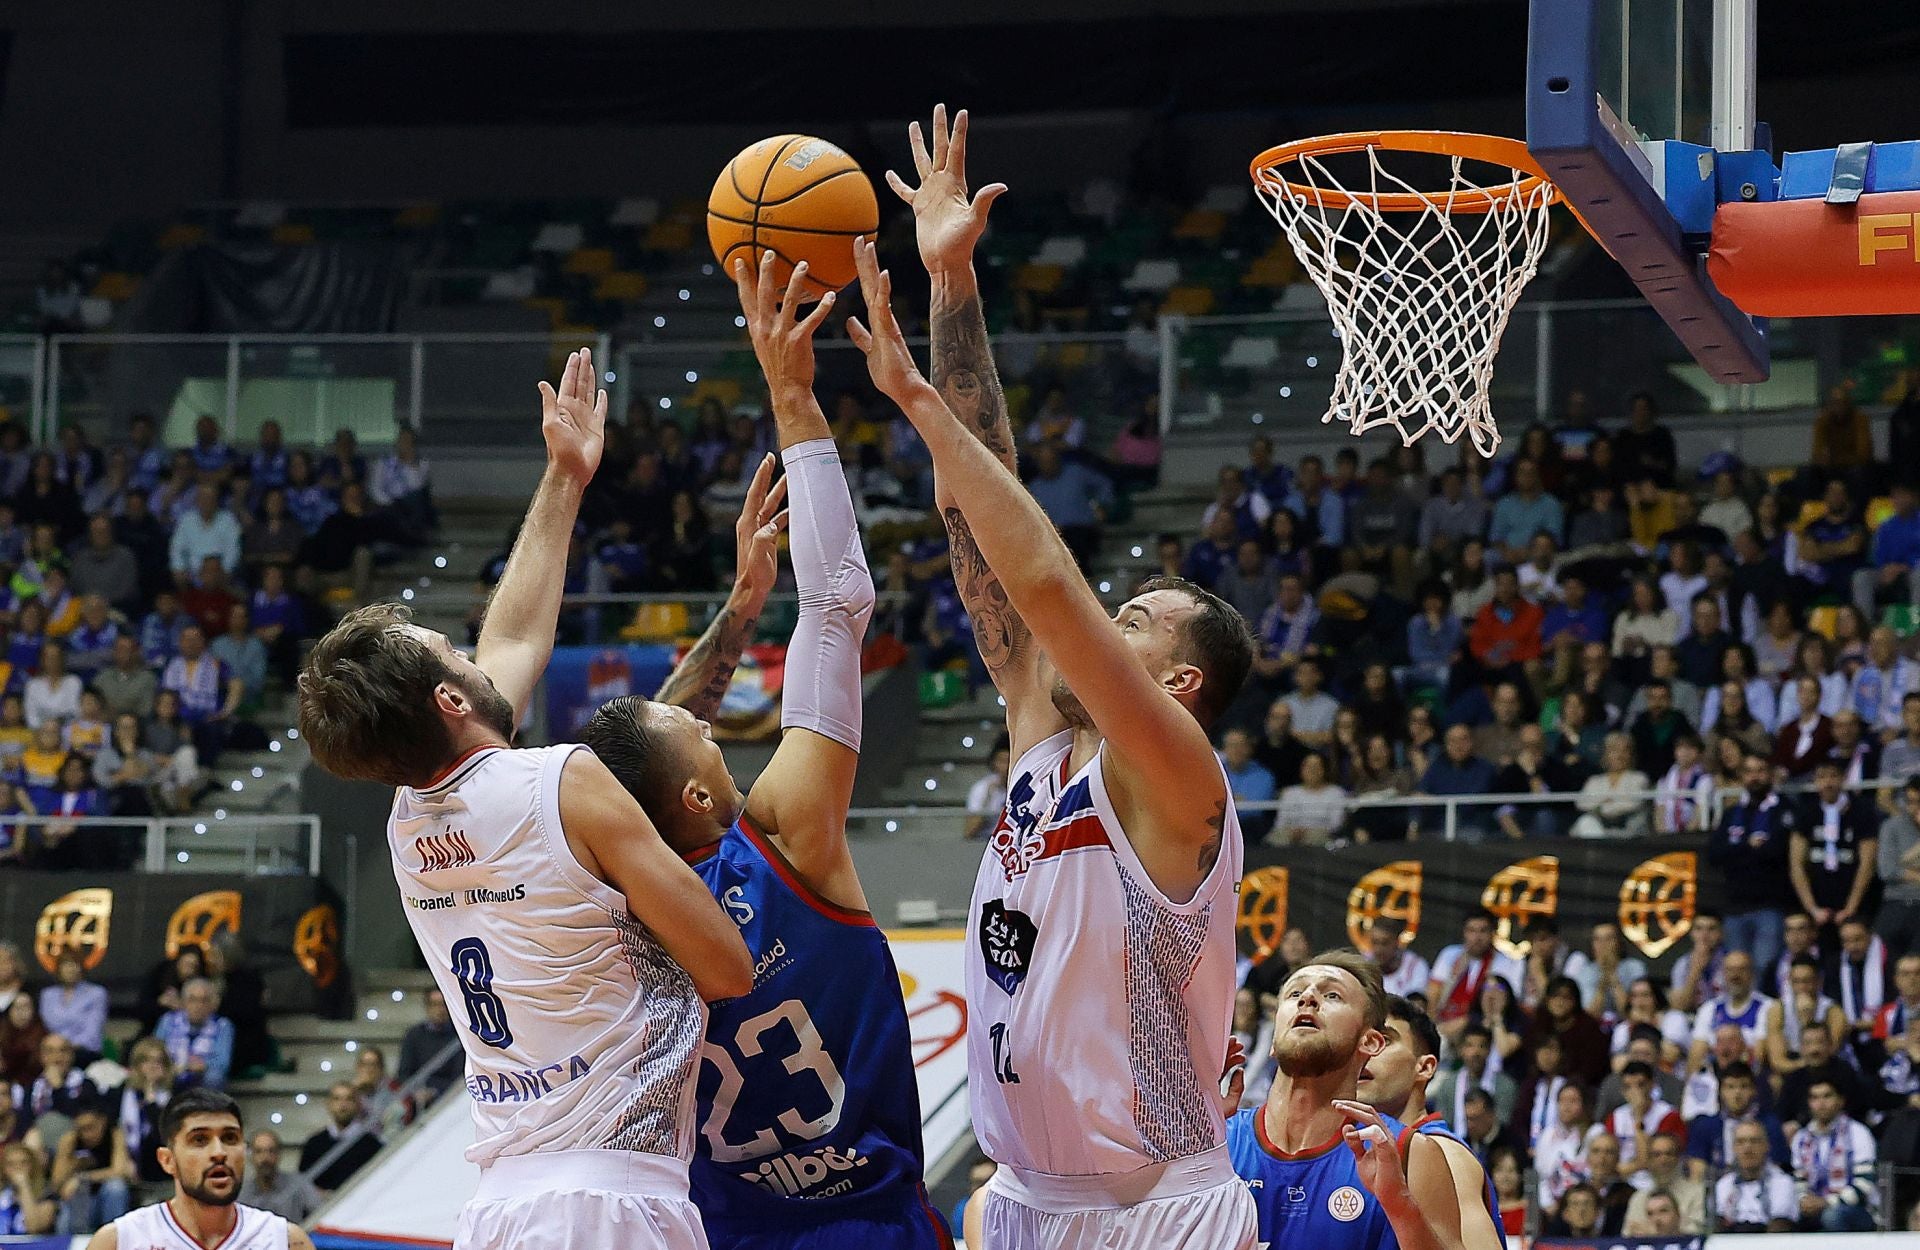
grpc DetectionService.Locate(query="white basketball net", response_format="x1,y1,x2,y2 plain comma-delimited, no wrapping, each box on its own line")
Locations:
1254,143,1556,458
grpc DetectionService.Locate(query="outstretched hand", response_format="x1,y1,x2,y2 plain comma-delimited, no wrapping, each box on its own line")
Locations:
1334,1099,1408,1199
845,238,936,406
733,453,790,611
536,348,607,486
887,104,1007,276
1219,1036,1248,1117
733,250,838,400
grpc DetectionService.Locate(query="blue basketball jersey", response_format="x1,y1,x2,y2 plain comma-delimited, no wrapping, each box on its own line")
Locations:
685,817,948,1246
1401,1112,1501,1237
1227,1106,1406,1250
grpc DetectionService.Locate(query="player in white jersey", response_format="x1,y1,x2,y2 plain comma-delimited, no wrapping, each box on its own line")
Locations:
297,349,754,1250
852,106,1258,1248
88,1087,311,1250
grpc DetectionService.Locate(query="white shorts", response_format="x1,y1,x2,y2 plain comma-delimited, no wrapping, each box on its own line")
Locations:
983,1145,1257,1250
457,1149,707,1250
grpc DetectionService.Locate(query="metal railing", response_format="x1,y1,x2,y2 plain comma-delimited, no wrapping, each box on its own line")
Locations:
4,812,320,875
301,1032,465,1200
0,299,1906,454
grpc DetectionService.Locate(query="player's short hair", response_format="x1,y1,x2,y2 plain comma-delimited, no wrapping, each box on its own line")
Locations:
1719,1061,1756,1085
1385,995,1440,1058
1133,576,1253,729
1627,1022,1663,1049
583,696,688,818
297,603,466,786
1463,1088,1495,1113
161,1087,241,1144
1292,947,1386,1029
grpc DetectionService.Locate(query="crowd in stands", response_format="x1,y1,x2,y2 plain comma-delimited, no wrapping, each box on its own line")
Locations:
1234,901,1920,1235
1165,387,1920,847
0,412,442,868
0,933,459,1234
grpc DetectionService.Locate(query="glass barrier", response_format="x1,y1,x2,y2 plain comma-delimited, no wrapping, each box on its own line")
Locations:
1165,303,1920,436
48,336,234,447
5,813,319,876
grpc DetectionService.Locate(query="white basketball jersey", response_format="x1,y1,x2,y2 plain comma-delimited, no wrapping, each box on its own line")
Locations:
388,743,705,1170
966,730,1243,1176
113,1201,287,1249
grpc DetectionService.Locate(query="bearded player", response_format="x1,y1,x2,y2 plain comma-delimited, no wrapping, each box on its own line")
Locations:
1228,953,1463,1250
861,106,1256,1247
87,1088,314,1250
583,253,948,1249
1356,996,1502,1250
298,349,754,1250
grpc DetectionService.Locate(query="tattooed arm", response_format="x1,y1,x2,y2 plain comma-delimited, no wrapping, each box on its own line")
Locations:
890,105,1062,753
655,457,785,720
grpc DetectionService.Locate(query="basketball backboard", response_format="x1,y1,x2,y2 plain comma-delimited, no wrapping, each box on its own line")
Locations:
1527,0,1771,382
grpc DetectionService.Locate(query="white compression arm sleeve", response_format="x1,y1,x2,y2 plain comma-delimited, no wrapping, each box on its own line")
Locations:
778,437,875,751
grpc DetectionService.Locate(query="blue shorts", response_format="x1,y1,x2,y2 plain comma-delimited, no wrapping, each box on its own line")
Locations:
705,1199,952,1250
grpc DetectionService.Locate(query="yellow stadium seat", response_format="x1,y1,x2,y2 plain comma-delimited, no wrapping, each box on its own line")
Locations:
393,203,441,228
644,220,695,252
271,223,315,245
1160,285,1217,316
691,379,745,408
593,272,649,301
1173,209,1229,241
521,297,568,326
622,602,690,642
158,224,207,249
1795,500,1826,528
1013,263,1065,294
1807,606,1840,641
1867,496,1895,529
91,273,139,301
1764,467,1797,489
565,248,615,276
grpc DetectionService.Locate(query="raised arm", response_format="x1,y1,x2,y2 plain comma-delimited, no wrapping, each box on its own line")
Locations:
890,106,1061,753
654,455,787,720
474,349,605,720
731,253,873,912
848,240,1229,890
560,750,752,1001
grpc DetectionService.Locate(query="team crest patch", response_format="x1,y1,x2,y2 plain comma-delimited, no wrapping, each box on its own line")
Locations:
1327,1186,1364,1222
977,900,1039,996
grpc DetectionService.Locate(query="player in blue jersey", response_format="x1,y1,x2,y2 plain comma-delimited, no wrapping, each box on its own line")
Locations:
583,251,948,1250
1228,950,1464,1250
1356,996,1503,1250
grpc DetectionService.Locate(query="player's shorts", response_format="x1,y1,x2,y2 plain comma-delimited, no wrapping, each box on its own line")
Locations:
705,1194,953,1250
982,1143,1258,1250
457,1149,708,1250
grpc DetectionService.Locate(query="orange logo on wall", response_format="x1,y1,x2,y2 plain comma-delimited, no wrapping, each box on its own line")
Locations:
1484,856,1561,959
1620,852,1697,959
1346,860,1422,950
35,888,113,974
166,891,242,960
1238,867,1290,961
293,904,340,989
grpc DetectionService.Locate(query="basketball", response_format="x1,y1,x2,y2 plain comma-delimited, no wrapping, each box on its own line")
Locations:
707,135,880,302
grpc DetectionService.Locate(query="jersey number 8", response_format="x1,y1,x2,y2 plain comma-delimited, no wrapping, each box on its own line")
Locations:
450,936,513,1050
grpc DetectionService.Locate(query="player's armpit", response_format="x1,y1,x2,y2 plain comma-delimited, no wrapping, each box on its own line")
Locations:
288,1227,317,1250
745,727,866,914
559,751,753,1001
939,503,1065,753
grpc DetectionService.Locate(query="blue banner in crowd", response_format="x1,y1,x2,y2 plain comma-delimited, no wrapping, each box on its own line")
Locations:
543,644,679,740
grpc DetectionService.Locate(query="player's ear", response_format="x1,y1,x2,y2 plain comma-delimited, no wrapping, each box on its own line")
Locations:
681,777,714,817
1360,1026,1388,1059
1416,1052,1438,1084
433,682,467,717
1163,661,1202,699
156,1144,176,1178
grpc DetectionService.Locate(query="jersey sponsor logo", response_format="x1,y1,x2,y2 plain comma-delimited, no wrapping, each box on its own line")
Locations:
751,937,794,988
977,900,1038,996
466,1053,593,1103
724,885,756,926
463,884,526,905
988,773,1044,881
414,829,476,872
1327,1185,1364,1222
1287,1185,1307,1203
408,893,456,911
743,1143,870,1199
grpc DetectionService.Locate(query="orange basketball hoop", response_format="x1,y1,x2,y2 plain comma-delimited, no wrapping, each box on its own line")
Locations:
1249,130,1562,456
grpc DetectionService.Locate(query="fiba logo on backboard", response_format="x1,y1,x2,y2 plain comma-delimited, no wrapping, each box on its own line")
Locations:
1327,1186,1365,1222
